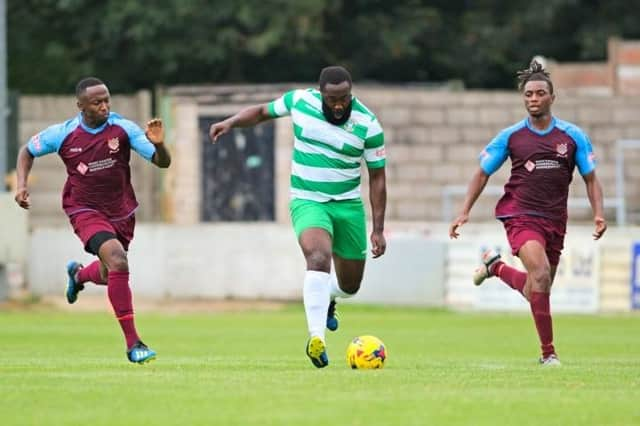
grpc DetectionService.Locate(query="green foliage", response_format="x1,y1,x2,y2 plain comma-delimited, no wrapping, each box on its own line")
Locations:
8,0,640,92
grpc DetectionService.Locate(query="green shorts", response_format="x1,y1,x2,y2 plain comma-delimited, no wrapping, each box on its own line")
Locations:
289,198,367,260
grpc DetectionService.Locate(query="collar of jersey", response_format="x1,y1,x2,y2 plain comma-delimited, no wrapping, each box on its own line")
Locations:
78,113,110,134
525,116,556,136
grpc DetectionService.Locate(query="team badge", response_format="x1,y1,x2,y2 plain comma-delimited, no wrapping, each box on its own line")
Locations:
525,160,536,172
107,137,120,153
343,120,355,132
76,162,88,175
556,143,568,157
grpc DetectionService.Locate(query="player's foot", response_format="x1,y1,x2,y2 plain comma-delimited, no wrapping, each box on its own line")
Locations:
326,300,339,331
539,354,561,366
306,336,328,368
65,261,85,304
472,249,501,286
127,341,157,364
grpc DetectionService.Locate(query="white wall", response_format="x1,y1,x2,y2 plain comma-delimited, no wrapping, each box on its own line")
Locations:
24,222,639,312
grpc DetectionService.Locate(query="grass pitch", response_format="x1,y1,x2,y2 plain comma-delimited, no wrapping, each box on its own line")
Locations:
0,304,638,426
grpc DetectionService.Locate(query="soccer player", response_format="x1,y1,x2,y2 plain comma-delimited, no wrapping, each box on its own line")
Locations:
449,60,607,366
209,66,387,368
14,77,171,364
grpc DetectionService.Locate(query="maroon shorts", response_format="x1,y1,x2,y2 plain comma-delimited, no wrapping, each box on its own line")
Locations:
69,210,135,254
503,215,566,266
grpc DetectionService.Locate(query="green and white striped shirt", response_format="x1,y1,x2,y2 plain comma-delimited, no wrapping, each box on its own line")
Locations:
268,89,386,202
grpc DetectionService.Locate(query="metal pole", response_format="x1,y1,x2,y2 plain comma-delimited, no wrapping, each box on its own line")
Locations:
615,140,625,226
0,0,7,190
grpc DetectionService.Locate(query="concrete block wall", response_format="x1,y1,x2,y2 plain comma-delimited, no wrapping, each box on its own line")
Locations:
162,84,640,225
356,87,640,224
18,84,640,227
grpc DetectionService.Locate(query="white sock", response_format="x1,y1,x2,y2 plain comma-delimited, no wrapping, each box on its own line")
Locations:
329,274,355,300
303,270,331,340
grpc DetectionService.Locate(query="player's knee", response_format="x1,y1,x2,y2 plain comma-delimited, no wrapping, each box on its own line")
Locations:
340,281,361,295
305,250,331,272
105,251,129,272
529,266,551,291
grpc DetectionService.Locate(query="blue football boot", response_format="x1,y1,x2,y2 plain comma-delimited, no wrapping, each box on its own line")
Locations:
326,300,339,331
127,341,157,364
65,261,84,304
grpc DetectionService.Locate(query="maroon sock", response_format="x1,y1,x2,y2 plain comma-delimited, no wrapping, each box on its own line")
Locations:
494,262,527,295
107,271,140,349
77,260,107,285
530,291,555,358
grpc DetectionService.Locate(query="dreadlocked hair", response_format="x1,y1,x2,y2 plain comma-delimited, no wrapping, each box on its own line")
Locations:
517,60,554,93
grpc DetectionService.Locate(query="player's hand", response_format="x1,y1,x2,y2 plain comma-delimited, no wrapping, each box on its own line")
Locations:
593,216,607,240
145,118,164,144
15,187,30,209
209,121,232,143
449,213,469,239
370,230,386,258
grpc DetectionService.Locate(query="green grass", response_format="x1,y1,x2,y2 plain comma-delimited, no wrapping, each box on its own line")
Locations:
0,305,639,426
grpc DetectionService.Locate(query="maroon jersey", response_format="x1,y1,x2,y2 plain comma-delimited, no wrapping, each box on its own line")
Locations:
27,112,156,219
479,117,596,223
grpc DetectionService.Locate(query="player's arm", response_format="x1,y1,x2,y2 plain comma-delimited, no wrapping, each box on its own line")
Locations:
209,104,271,143
14,145,35,209
449,129,509,239
582,171,607,240
572,128,606,240
145,118,171,168
368,166,387,258
449,168,490,239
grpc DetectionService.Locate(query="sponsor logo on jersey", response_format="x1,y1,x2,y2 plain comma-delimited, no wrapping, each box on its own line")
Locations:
31,134,42,152
107,137,120,154
69,147,83,153
375,148,386,158
76,162,89,175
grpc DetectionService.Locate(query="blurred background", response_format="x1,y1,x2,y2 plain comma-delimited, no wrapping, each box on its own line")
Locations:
1,0,640,313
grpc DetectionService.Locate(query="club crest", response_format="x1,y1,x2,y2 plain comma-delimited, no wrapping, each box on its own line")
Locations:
525,160,536,172
556,142,568,157
107,137,120,153
343,120,355,132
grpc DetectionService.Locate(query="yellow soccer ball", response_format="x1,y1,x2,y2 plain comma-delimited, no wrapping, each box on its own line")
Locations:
346,335,387,369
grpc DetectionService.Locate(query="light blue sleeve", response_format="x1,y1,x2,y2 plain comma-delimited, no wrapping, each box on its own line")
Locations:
479,129,510,175
566,126,596,175
26,117,78,157
113,117,156,161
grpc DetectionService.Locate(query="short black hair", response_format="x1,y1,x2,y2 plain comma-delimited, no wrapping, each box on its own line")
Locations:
517,60,554,94
318,66,352,90
76,77,105,98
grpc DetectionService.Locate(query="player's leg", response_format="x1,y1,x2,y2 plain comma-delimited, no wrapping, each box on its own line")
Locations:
327,199,368,330
95,236,155,364
299,228,332,368
66,212,110,303
517,240,559,365
474,219,541,300
291,199,333,368
75,260,108,286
